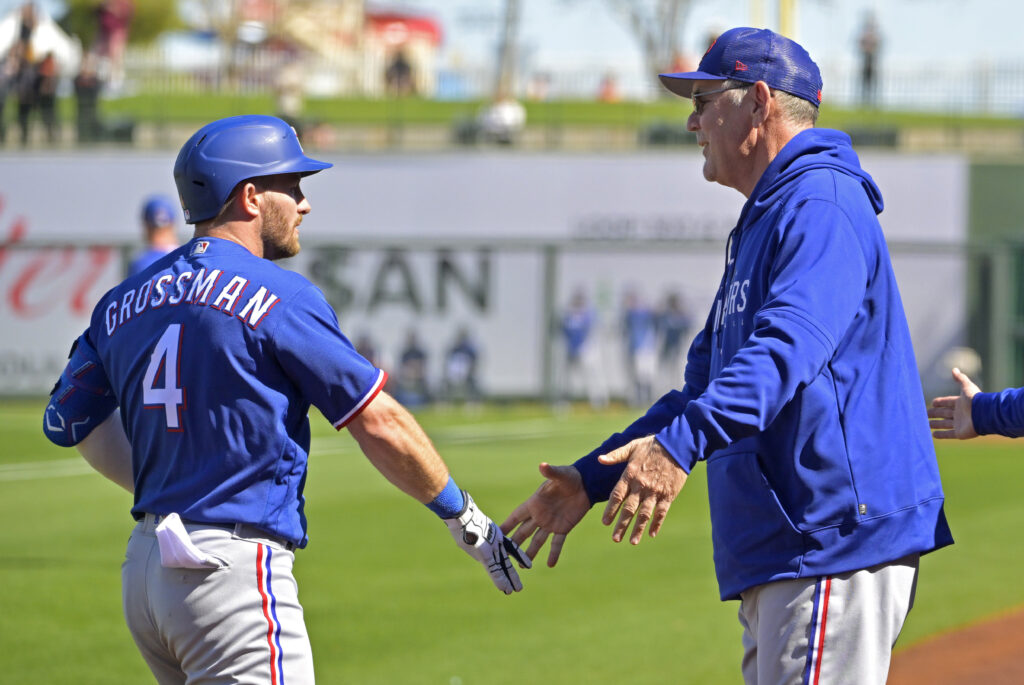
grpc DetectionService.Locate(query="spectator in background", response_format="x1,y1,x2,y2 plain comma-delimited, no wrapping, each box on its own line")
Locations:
35,51,59,144
443,327,482,406
857,11,881,107
95,0,134,93
621,289,657,407
656,291,693,387
558,289,608,411
597,72,620,103
385,49,415,97
74,52,104,143
355,332,383,371
393,329,430,407
13,3,37,146
0,49,20,144
128,194,180,276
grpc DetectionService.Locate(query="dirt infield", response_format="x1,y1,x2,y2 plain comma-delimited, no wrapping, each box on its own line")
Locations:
887,607,1024,684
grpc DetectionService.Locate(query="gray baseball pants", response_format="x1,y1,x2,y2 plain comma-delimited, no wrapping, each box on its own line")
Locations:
738,553,920,685
122,514,315,684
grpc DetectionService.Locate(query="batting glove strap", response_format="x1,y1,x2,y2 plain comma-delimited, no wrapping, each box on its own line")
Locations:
444,491,531,594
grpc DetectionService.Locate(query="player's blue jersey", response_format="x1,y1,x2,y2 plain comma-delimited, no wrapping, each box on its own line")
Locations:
86,237,386,547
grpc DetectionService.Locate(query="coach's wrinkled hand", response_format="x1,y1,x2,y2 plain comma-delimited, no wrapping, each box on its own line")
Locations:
501,463,592,568
598,436,687,545
445,491,531,594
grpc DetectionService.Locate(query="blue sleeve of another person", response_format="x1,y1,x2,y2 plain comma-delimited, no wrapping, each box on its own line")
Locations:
972,388,1024,438
273,286,386,429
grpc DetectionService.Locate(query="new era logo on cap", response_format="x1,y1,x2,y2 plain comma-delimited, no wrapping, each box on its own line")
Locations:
657,27,823,107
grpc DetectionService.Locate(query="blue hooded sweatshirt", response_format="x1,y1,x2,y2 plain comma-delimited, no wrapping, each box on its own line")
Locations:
575,128,953,600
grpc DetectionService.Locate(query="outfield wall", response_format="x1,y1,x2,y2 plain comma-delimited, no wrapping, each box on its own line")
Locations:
0,151,968,398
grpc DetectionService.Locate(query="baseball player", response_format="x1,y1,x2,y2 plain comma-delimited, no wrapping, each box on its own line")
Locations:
42,114,529,684
127,194,180,276
502,28,953,685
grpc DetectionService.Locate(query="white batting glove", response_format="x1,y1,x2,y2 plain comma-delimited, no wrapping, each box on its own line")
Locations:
445,491,532,594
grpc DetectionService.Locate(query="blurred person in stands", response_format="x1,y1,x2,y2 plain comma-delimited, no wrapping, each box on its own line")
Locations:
0,48,20,144
95,0,134,93
857,11,882,107
621,289,657,407
74,52,104,143
35,51,59,144
443,327,482,406
656,291,693,390
385,48,415,97
597,72,620,103
128,195,180,276
393,329,431,407
558,289,608,410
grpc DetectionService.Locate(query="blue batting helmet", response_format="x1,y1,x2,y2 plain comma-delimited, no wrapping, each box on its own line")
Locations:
173,115,332,224
141,194,177,228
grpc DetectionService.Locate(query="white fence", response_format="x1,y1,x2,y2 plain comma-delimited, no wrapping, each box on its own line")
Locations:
112,45,1024,116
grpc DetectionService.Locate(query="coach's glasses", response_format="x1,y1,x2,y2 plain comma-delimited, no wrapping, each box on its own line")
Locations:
691,84,750,115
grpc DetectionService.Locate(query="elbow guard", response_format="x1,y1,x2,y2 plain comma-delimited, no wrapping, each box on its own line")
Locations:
43,334,118,447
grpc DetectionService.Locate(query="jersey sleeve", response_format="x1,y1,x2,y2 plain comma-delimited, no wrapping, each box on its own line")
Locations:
972,388,1024,437
43,331,119,447
272,286,387,429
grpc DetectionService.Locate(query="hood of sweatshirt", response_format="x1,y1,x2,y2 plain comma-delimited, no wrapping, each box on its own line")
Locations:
738,128,884,230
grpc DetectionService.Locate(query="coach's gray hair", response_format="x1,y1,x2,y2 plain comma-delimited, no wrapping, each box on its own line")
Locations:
722,79,819,126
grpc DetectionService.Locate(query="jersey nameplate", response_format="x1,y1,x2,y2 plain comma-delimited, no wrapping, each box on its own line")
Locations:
104,267,280,337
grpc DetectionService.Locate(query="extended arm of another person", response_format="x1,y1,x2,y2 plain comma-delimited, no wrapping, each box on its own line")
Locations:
42,332,133,492
929,367,1024,439
348,391,530,594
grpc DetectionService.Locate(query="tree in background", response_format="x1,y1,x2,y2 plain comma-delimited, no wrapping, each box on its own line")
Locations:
59,0,181,49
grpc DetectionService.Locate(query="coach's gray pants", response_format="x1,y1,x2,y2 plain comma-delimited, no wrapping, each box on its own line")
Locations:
738,553,919,685
122,514,315,684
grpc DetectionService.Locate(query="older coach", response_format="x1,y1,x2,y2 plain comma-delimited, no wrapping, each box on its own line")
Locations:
503,27,953,684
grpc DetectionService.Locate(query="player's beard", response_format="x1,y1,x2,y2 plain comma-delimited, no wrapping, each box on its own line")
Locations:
260,197,301,261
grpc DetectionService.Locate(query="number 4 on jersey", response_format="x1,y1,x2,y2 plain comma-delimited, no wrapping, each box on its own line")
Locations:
144,324,186,431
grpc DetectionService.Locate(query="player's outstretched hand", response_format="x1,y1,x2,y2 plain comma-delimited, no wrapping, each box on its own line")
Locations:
445,492,531,595
598,435,687,545
928,367,981,440
501,463,592,568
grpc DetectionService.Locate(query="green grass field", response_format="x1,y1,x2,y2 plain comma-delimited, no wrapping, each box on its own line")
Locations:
2,398,1022,684
62,92,1024,134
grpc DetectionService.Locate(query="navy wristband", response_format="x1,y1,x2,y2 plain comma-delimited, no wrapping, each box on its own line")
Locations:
426,476,466,518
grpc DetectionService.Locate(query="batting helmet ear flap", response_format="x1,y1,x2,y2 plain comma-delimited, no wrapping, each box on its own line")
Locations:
173,115,332,224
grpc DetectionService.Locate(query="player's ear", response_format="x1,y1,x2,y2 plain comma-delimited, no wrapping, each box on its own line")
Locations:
239,181,261,219
750,81,773,126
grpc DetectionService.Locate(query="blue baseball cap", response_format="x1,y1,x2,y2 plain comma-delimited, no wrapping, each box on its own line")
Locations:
659,27,822,107
141,194,177,228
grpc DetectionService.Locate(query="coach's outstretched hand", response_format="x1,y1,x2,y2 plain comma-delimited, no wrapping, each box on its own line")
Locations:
502,463,592,568
598,435,688,545
928,367,981,440
445,492,531,594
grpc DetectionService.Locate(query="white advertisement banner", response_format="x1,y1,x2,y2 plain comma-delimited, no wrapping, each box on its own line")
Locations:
0,151,968,397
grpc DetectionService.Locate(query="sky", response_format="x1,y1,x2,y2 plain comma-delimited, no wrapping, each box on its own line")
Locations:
387,0,1018,71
